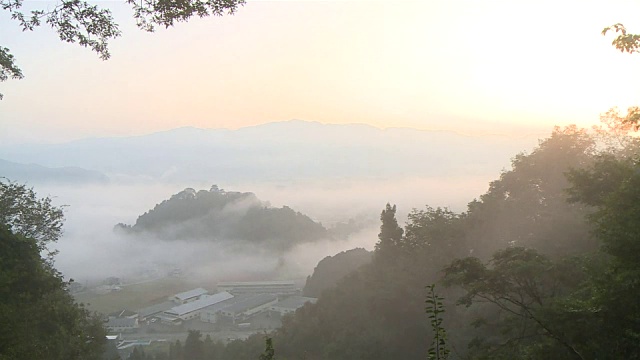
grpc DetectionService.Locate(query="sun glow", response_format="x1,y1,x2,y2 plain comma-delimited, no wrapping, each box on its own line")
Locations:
1,0,640,143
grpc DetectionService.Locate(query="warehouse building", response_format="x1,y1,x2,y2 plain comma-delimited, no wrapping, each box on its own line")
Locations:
199,296,244,324
169,287,209,304
270,296,317,316
218,294,278,324
137,301,175,322
105,317,139,333
217,281,297,295
162,291,234,322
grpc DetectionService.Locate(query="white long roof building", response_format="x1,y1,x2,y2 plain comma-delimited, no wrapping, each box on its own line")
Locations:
164,291,234,320
170,287,208,303
217,281,297,295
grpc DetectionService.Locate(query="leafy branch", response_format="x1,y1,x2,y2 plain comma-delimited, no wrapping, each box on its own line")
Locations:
0,0,245,99
259,336,276,360
425,284,449,360
603,23,640,54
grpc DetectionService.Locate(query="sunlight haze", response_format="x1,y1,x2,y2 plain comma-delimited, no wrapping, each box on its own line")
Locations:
1,0,640,143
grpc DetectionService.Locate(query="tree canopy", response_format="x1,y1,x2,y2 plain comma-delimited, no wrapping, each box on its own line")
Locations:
0,180,109,359
115,186,329,251
0,0,245,99
0,178,65,253
175,120,640,360
0,224,107,359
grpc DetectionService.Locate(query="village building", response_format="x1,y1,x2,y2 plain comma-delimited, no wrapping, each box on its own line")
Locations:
169,287,209,304
216,281,298,295
161,291,234,324
199,296,242,324
105,317,139,333
218,293,278,324
108,309,138,320
270,296,317,316
136,301,175,322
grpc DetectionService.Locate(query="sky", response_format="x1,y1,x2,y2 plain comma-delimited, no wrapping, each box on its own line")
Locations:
1,0,640,144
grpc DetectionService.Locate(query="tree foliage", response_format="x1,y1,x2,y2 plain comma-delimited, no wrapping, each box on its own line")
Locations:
603,23,640,54
425,284,449,360
442,122,640,359
0,0,245,99
443,248,588,359
602,21,640,130
258,337,276,360
184,330,205,360
0,225,106,359
0,178,65,253
303,248,372,298
116,186,328,251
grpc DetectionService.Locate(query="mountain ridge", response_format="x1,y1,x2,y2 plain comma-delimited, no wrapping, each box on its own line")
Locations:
0,120,540,183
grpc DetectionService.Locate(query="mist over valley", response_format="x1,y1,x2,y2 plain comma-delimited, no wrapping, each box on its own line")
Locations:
1,120,539,285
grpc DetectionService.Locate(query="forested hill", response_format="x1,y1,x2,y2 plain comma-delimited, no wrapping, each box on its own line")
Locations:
115,186,328,250
303,248,372,298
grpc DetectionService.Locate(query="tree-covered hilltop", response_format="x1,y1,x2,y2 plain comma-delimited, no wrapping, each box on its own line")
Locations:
115,186,329,250
303,248,372,298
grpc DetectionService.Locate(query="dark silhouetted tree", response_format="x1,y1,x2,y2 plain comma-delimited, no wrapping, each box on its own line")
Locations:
184,330,205,360
374,203,403,261
0,225,106,359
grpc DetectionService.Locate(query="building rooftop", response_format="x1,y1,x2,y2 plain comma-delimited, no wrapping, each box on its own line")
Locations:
106,317,137,328
108,309,137,318
173,287,208,301
220,293,277,314
137,301,175,318
272,296,317,310
218,281,295,286
166,291,234,316
201,295,247,314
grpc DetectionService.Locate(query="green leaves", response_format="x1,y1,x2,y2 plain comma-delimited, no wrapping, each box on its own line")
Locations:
259,337,276,360
126,0,245,32
45,0,122,61
603,23,640,54
0,179,65,254
0,226,107,359
0,0,244,99
425,284,449,360
0,47,23,100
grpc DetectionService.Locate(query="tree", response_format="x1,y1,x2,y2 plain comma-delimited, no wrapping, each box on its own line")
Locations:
374,203,403,260
0,225,107,359
174,340,184,360
601,24,640,129
443,247,588,360
184,330,205,360
303,248,372,298
0,0,245,99
0,178,65,255
603,23,640,54
258,337,276,360
566,156,640,358
127,347,147,360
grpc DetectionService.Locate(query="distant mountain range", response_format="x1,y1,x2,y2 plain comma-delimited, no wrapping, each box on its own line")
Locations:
0,158,108,185
0,120,540,184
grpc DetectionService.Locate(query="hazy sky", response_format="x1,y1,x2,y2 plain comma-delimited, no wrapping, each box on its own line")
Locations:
2,0,640,144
